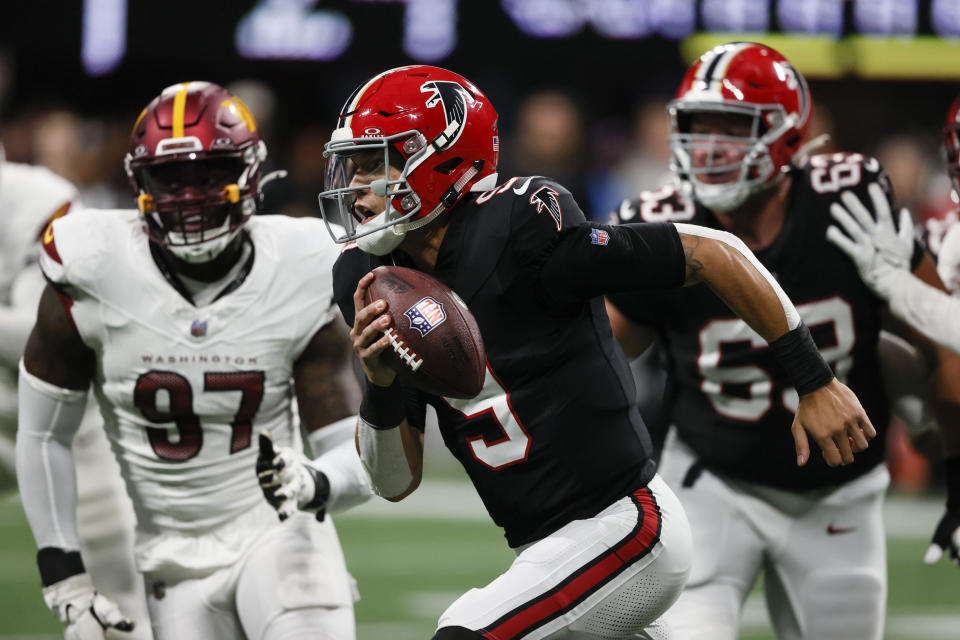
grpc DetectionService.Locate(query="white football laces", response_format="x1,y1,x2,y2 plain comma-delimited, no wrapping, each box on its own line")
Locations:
383,328,423,371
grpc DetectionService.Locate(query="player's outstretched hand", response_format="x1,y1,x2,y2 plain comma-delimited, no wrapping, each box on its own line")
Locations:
791,378,876,467
351,271,397,387
43,573,135,639
256,431,329,521
826,182,914,300
924,458,960,567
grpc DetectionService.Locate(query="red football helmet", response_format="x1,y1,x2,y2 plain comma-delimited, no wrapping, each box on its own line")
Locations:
124,81,267,262
669,42,812,212
944,96,960,196
318,66,499,254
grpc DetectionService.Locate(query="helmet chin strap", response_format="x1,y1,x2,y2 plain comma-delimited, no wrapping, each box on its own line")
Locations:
692,180,752,213
356,211,407,255
166,220,241,263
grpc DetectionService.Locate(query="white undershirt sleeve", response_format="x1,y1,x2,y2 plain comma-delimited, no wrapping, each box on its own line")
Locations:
886,271,960,354
15,360,88,551
673,222,802,331
306,415,372,513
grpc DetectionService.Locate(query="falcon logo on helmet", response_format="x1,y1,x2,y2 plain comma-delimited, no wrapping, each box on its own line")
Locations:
420,80,469,150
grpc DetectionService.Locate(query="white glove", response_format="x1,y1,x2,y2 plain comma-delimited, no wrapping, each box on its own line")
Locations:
256,431,328,521
825,182,915,300
42,573,135,639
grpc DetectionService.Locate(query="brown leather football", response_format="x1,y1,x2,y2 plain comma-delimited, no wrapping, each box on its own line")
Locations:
365,265,486,399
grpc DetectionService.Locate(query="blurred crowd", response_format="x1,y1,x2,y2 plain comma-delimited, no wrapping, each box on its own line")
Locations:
3,77,956,494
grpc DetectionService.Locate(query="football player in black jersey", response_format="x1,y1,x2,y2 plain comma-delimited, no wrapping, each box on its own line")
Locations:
606,42,960,639
318,65,874,640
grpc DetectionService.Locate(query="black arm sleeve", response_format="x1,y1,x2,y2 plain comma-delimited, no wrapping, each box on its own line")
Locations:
538,222,687,306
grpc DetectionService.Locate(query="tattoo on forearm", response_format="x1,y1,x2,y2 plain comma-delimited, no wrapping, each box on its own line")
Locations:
681,235,704,276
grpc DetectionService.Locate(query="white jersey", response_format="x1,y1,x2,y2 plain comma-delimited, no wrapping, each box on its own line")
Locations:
0,162,77,301
0,162,77,426
40,209,341,573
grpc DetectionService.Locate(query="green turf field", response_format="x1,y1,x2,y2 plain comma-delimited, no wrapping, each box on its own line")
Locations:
1,478,957,639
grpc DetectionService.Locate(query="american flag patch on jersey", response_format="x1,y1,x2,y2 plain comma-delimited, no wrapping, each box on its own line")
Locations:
492,135,499,152
404,296,446,337
190,320,207,337
591,228,609,246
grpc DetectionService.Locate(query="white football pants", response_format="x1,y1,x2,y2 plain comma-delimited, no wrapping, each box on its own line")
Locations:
658,428,888,640
437,475,692,639
142,511,355,640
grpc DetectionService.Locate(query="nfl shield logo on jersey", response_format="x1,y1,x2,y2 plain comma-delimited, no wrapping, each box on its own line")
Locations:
590,228,609,246
404,296,446,337
190,319,208,338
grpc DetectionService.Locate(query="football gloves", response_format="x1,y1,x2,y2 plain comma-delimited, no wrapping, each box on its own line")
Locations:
925,457,960,568
826,182,915,300
42,573,135,640
256,431,329,521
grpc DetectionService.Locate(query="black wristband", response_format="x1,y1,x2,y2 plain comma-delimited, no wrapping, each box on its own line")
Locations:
770,323,834,396
359,378,405,429
37,547,85,587
945,457,960,512
304,466,331,521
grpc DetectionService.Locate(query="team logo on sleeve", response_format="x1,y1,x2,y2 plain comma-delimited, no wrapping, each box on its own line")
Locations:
41,221,63,264
420,81,469,149
529,185,563,232
404,296,446,337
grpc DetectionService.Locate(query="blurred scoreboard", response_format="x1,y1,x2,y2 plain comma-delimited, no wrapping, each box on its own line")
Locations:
73,0,960,79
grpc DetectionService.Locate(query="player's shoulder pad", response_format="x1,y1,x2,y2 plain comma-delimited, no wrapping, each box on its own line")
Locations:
248,214,345,307
795,152,892,206
2,162,79,203
40,208,139,290
613,184,697,225
475,175,585,234
248,214,340,264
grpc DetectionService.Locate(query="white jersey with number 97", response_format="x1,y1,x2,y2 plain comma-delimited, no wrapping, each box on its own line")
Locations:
40,209,340,574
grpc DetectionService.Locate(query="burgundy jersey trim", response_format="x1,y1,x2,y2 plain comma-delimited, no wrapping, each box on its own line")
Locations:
479,487,662,639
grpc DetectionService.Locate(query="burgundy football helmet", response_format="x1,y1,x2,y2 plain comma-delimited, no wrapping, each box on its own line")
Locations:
944,96,960,196
318,65,499,254
669,42,812,212
124,81,267,262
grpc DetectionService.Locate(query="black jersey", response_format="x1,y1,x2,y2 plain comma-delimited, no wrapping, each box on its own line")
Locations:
608,153,922,491
334,176,685,547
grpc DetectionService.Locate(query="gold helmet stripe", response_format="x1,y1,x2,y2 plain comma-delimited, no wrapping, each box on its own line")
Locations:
131,108,147,137
172,82,191,138
222,98,257,132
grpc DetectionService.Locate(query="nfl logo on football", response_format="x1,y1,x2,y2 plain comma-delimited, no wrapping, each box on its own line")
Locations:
190,319,208,338
404,296,446,337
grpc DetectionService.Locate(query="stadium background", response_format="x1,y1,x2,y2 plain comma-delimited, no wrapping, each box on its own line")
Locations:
0,1,958,637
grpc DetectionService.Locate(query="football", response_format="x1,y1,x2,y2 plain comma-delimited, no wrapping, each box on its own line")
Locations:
365,265,486,399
